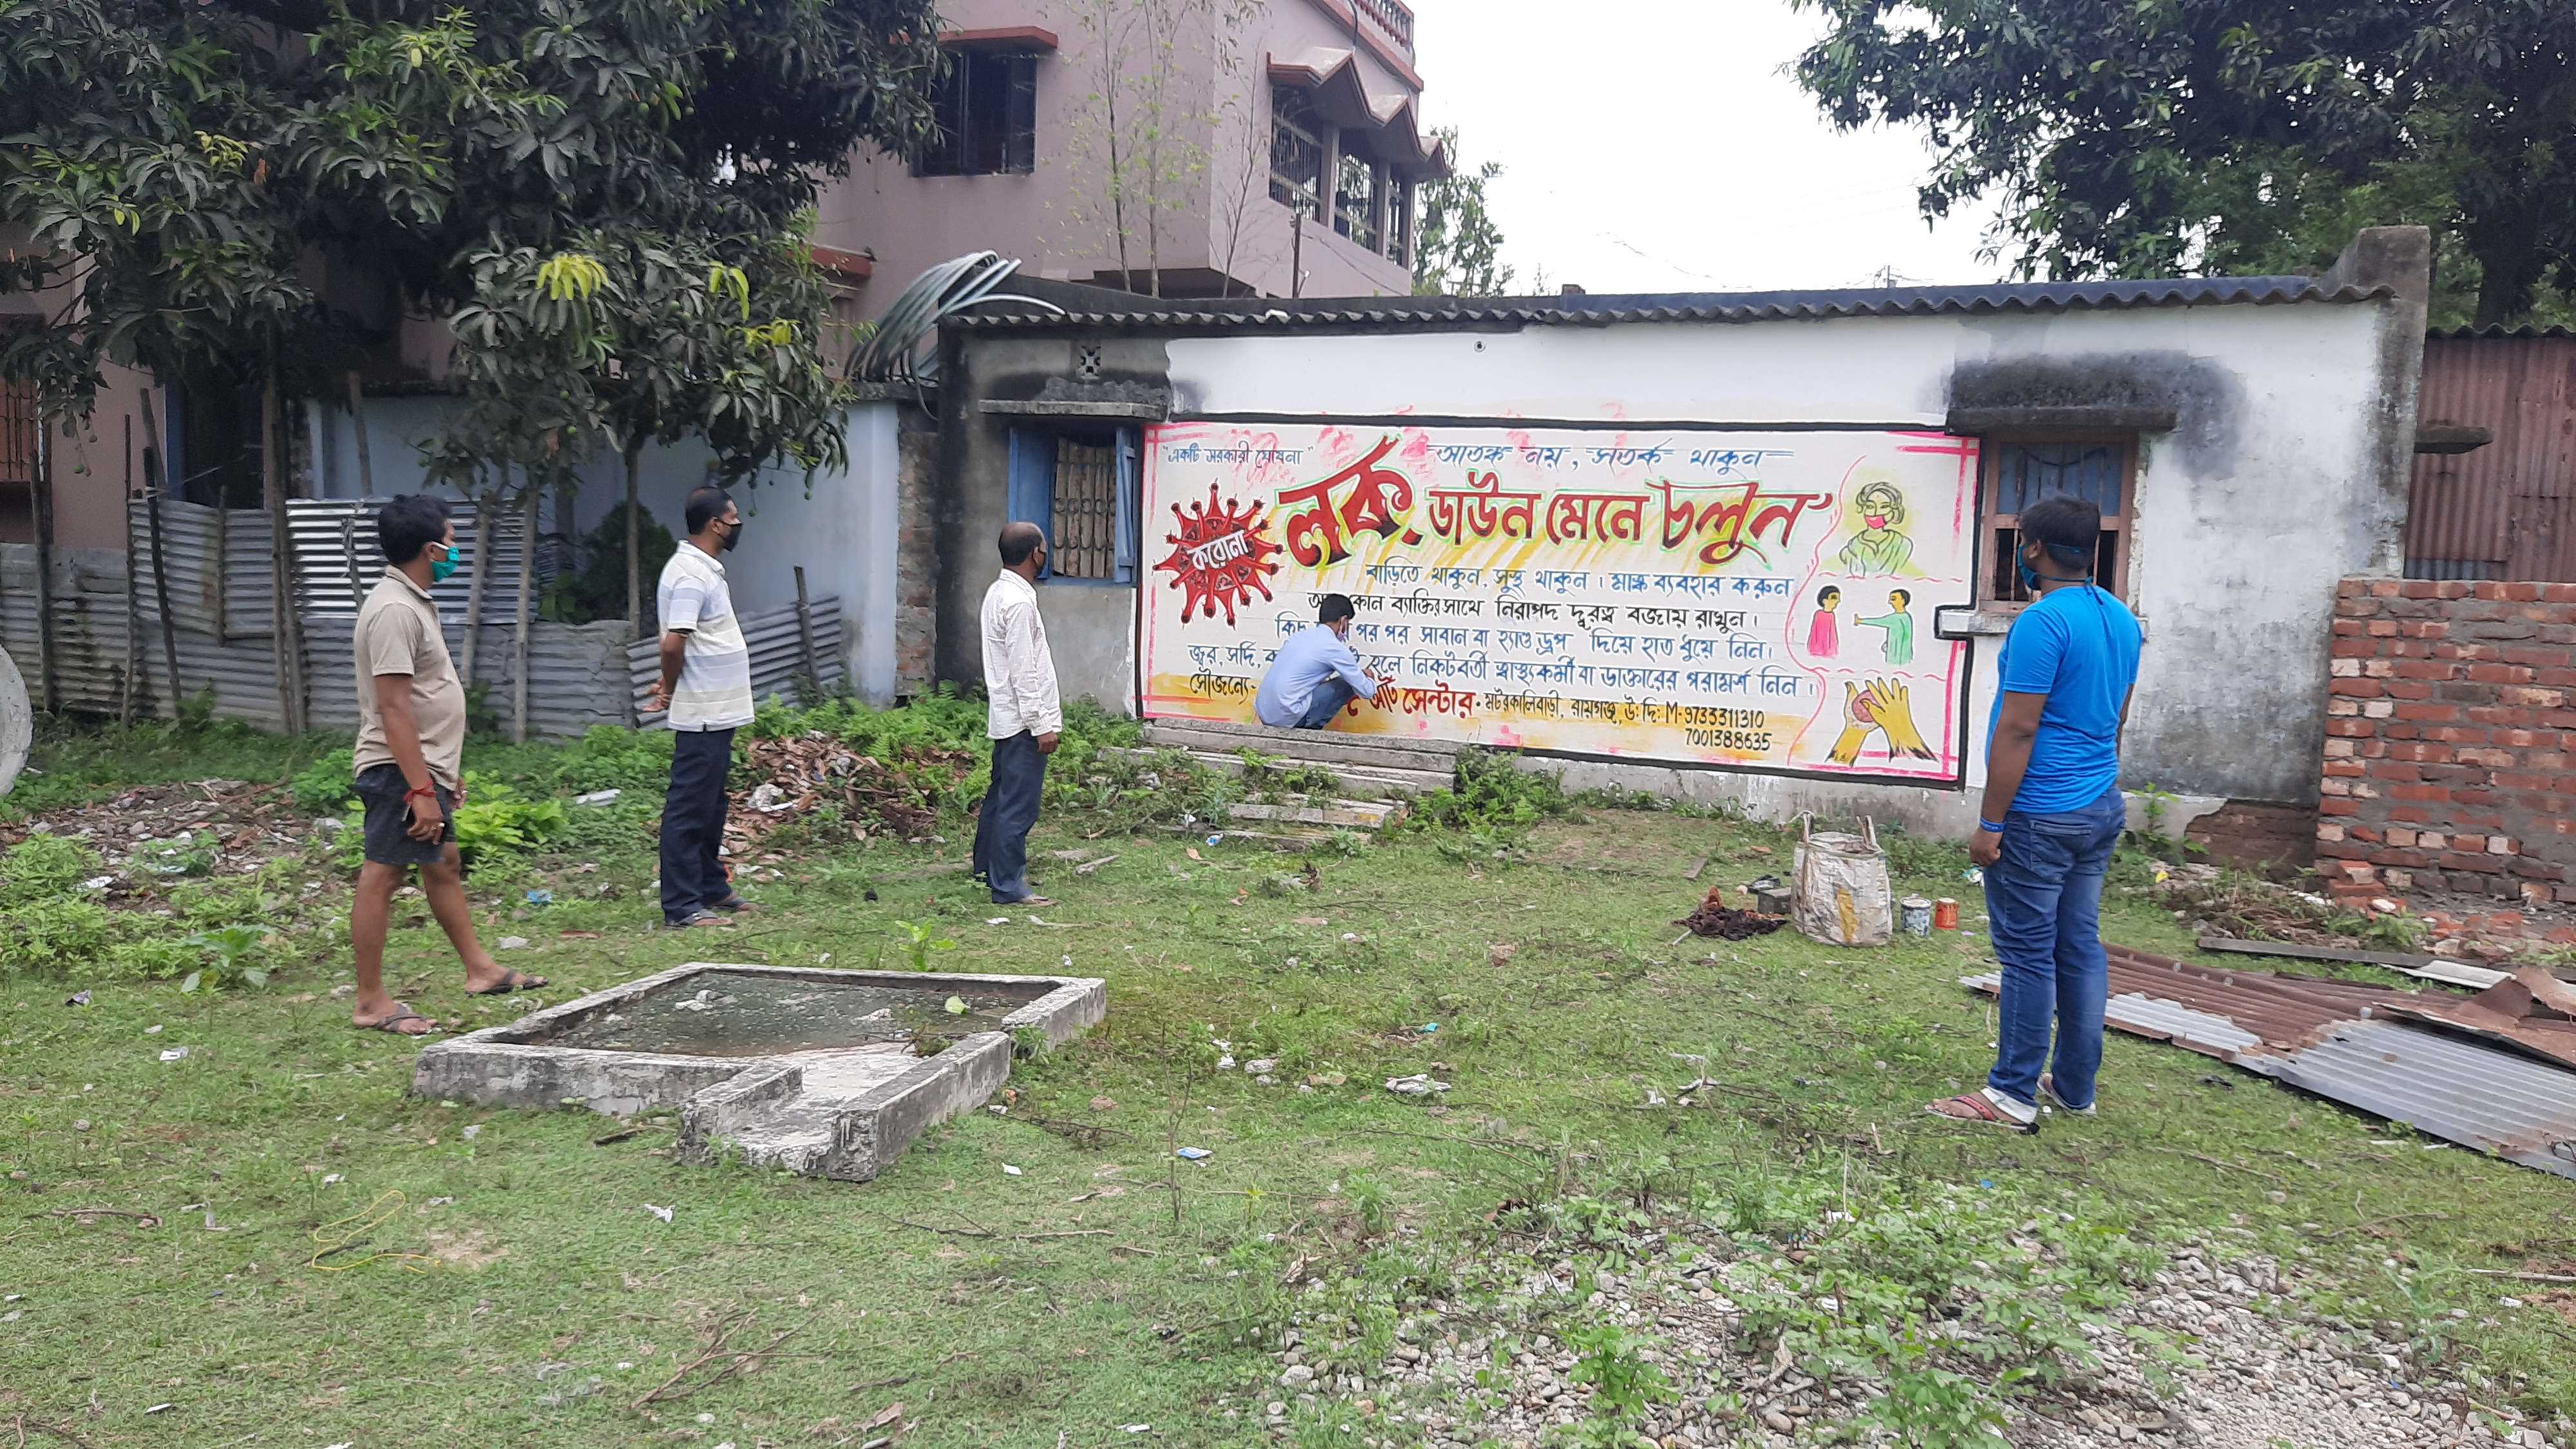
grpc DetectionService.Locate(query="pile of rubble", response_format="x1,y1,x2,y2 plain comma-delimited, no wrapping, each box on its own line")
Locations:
2154,863,2576,967
0,779,321,898
723,732,974,848
1233,1220,2555,1449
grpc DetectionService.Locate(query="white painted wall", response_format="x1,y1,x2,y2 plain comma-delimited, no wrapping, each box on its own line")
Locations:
1137,301,2400,811
303,399,903,705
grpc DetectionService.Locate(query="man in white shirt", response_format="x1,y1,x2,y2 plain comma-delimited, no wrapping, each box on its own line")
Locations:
1254,594,1379,729
649,486,757,928
973,521,1061,907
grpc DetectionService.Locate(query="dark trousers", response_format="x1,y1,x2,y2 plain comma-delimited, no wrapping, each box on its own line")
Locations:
660,726,735,923
1294,677,1358,729
972,730,1047,903
1984,785,2128,1110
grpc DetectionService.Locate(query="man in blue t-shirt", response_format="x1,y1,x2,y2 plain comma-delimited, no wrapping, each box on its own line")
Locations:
1929,494,2143,1132
1255,595,1382,729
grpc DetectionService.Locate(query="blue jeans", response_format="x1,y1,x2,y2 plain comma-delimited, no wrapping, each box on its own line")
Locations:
972,730,1048,902
1984,784,2126,1110
660,727,736,923
1293,678,1358,730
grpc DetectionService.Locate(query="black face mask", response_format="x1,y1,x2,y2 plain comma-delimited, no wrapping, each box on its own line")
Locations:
719,518,743,553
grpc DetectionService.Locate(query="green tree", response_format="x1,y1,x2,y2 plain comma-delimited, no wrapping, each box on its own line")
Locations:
0,0,945,477
1791,0,2576,328
1412,126,1514,297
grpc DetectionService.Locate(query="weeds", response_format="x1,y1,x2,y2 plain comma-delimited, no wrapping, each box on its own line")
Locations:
1560,1323,1676,1448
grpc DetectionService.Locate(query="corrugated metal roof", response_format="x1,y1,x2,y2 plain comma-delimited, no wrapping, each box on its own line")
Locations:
951,274,2390,334
2404,333,2576,581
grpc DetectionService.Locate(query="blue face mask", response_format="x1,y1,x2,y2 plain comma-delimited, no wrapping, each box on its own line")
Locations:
429,542,461,583
2020,545,2090,593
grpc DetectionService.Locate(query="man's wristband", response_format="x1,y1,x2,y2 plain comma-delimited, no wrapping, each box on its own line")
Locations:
1978,818,2007,834
405,783,440,802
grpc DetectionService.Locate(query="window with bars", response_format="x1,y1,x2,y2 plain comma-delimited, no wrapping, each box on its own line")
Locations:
913,51,1038,176
1269,87,1325,218
1981,437,2133,603
1005,427,1139,584
1334,135,1379,251
0,375,35,545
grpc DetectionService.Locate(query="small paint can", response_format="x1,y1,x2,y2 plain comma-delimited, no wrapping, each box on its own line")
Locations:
1933,897,1960,931
1900,896,1933,936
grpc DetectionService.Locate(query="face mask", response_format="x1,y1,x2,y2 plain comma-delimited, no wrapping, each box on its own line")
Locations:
720,519,742,553
429,543,460,583
2020,546,2090,592
1864,515,1888,529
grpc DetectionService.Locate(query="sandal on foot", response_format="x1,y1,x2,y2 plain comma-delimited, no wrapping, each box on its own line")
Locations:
355,1005,438,1036
708,895,763,913
666,908,732,929
2038,1072,2096,1116
998,895,1057,909
1925,1089,2038,1132
467,970,549,996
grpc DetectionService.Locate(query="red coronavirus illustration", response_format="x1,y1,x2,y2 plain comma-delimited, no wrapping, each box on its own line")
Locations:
1155,484,1283,625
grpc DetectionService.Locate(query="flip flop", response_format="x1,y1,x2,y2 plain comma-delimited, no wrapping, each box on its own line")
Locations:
1924,1090,2038,1133
2038,1072,2097,1116
708,896,764,913
999,895,1057,908
356,1005,438,1036
667,909,732,929
467,970,549,996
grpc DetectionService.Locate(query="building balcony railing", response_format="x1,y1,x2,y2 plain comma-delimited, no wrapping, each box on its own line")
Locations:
1354,0,1412,55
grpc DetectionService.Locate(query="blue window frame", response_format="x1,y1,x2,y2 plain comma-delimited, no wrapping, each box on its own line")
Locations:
1007,426,1139,584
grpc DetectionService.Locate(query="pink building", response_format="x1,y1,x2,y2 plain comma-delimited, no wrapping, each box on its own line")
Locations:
815,0,1446,310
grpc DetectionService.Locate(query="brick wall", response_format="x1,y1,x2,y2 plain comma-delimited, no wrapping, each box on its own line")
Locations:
893,429,938,694
2320,576,2576,904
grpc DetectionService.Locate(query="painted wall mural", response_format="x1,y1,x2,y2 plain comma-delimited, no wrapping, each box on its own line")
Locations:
1139,422,1980,783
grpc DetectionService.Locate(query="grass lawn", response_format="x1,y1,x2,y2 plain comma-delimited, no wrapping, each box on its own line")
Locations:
0,712,2570,1447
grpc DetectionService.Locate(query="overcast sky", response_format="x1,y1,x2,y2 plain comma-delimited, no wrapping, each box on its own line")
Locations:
1404,0,2009,296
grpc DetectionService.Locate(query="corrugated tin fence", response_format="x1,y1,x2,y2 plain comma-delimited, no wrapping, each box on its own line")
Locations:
2405,332,2576,582
0,496,845,737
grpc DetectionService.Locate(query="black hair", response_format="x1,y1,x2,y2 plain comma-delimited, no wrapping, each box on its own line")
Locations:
1889,588,1911,607
1317,594,1356,625
998,521,1046,567
2019,494,2101,570
1816,585,1841,607
684,486,735,535
376,493,450,565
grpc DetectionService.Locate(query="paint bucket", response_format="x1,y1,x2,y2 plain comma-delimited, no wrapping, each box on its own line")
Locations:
1900,896,1933,936
1933,897,1960,931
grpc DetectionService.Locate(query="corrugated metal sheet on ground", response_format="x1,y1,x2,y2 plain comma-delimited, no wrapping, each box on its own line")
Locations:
625,597,844,728
1964,943,2576,1179
2405,334,2576,582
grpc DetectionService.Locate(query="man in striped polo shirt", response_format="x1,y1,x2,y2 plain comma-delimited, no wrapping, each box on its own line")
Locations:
649,487,757,929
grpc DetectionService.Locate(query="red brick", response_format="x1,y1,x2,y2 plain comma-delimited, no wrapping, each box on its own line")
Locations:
2457,747,2517,767
2365,620,2400,638
2549,583,2576,604
2399,621,2451,640
2330,679,2385,697
2505,582,2546,602
2331,637,2378,658
2439,580,2475,599
2369,848,2432,869
2467,706,2541,727
2338,578,2372,598
2392,659,2459,680
2324,718,2376,738
2424,725,2488,743
2382,679,2436,699
2331,618,2369,636
2319,797,2361,817
2438,851,2505,873
2503,645,2573,668
2388,784,2452,802
2375,580,2408,598
2324,759,2368,778
2315,840,2370,859
2387,742,2453,762
2467,662,2538,684
2496,728,2560,748
2391,806,2433,823
2349,826,2383,844
2494,771,2558,790
2394,702,2463,723
2369,761,2424,782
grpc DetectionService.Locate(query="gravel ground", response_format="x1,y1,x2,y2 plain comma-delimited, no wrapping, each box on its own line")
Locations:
1227,1221,2564,1449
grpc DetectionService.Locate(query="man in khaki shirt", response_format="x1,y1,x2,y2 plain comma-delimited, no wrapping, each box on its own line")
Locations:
346,495,539,1035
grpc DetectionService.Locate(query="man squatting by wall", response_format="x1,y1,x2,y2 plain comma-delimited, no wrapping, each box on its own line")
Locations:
345,493,542,1035
651,487,762,930
1927,494,2142,1130
1255,594,1382,730
975,522,1062,907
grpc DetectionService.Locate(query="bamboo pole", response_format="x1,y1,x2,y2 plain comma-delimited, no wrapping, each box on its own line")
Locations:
32,409,59,714
346,372,374,497
458,480,496,689
793,565,822,700
135,389,180,714
511,484,535,743
120,413,137,725
625,439,643,639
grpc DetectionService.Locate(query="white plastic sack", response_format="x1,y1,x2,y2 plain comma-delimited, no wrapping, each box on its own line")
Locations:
1790,818,1893,947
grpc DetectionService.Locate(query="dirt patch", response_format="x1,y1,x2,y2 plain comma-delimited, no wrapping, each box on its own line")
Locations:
426,1227,507,1270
